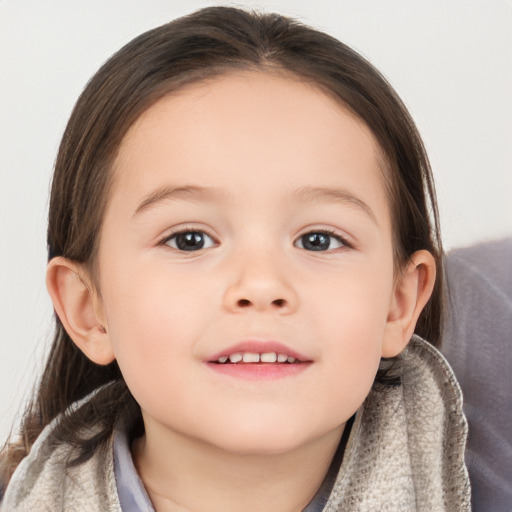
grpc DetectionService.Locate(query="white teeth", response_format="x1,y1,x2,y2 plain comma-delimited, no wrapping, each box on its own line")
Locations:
261,352,277,363
229,353,243,363
243,352,260,363
217,351,299,364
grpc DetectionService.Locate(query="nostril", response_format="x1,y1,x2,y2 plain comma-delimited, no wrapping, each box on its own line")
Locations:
236,298,286,308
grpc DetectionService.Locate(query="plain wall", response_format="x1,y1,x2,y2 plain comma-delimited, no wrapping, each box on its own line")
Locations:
1,0,511,442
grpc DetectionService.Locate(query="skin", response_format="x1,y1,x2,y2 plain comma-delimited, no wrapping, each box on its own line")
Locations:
47,70,435,511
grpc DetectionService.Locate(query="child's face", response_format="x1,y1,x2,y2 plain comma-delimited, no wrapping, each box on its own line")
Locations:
95,71,400,454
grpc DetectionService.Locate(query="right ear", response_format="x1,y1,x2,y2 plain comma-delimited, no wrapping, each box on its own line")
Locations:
46,257,115,365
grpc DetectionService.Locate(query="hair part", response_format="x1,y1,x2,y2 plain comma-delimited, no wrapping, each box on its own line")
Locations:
1,5,443,487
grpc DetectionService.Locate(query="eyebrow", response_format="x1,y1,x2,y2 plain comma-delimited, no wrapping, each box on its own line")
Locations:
133,184,223,216
134,183,377,223
291,186,377,224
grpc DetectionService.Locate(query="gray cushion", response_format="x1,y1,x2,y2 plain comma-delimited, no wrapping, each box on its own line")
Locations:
442,237,512,512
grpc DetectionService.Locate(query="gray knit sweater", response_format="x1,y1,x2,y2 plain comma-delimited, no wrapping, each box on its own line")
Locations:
1,336,470,511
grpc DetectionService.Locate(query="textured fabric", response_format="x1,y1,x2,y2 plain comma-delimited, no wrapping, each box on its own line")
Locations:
323,337,470,511
442,237,512,512
1,336,470,511
0,422,121,511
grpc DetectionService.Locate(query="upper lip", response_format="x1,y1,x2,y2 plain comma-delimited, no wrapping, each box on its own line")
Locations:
206,340,311,363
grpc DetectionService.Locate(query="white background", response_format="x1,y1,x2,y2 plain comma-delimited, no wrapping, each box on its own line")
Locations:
1,0,511,442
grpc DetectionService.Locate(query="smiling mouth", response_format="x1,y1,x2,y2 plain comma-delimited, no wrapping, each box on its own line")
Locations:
206,342,311,379
206,350,310,380
213,352,300,364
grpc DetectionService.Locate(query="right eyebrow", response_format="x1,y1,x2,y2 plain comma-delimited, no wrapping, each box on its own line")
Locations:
291,185,378,225
133,184,224,217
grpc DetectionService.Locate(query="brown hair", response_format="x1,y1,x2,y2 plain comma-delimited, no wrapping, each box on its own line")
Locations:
0,6,443,486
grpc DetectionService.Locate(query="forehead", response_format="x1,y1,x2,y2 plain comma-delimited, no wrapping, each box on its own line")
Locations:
109,70,389,222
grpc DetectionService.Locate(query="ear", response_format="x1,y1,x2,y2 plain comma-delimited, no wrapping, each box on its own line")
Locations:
382,250,436,357
46,257,115,365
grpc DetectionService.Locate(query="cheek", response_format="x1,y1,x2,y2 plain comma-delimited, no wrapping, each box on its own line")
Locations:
315,261,394,342
104,259,208,339
306,262,393,406
100,264,212,404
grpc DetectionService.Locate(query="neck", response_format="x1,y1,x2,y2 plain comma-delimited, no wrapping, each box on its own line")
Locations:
132,420,345,512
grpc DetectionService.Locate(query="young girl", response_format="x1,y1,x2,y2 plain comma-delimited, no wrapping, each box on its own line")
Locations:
0,6,470,511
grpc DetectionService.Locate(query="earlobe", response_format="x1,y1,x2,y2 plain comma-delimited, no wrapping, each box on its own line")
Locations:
382,250,436,357
46,257,115,365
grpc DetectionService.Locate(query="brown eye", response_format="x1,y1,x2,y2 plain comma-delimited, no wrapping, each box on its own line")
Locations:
165,231,215,251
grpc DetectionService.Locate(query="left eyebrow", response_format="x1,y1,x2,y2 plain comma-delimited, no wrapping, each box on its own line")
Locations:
133,184,224,217
291,186,378,224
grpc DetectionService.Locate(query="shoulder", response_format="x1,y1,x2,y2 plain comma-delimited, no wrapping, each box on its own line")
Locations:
326,336,471,511
1,394,122,512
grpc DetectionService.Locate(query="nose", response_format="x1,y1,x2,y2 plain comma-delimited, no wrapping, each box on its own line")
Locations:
222,252,299,315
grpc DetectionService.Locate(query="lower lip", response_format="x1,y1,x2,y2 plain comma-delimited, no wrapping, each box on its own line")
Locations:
205,362,311,380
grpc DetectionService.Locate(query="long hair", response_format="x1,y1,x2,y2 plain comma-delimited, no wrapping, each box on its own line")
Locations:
0,6,443,486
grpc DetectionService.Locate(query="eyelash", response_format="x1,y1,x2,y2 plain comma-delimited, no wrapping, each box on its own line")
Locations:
159,228,352,252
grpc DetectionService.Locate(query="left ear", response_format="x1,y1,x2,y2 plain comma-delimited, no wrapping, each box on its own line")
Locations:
382,250,436,357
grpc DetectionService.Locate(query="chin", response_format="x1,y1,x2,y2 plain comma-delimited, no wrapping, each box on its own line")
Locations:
213,434,307,457
199,417,331,457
